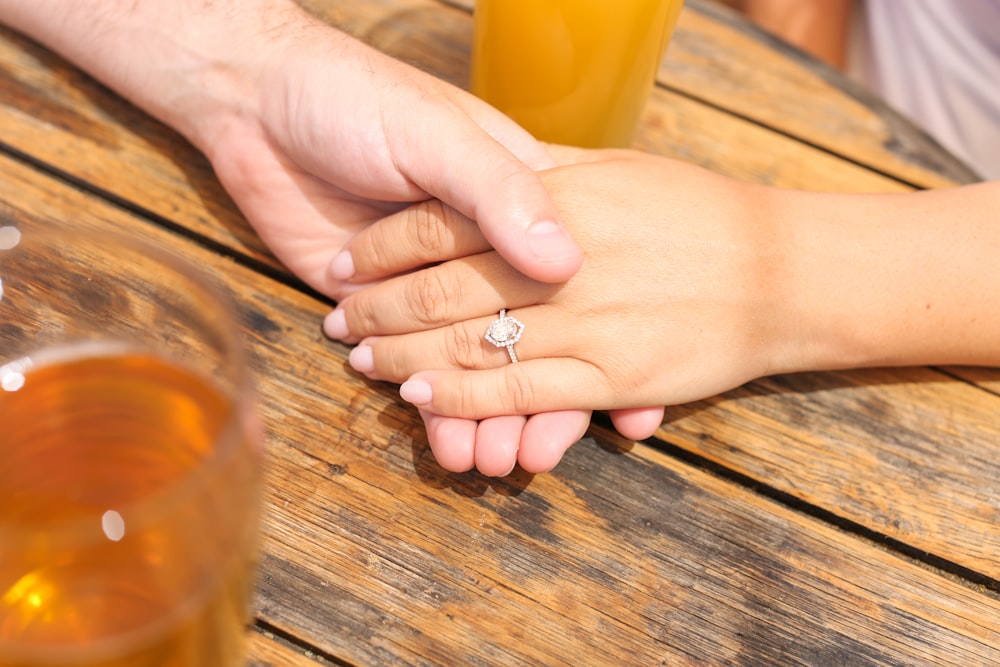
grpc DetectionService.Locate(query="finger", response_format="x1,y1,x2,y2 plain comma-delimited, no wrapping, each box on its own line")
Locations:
474,415,526,477
609,406,666,441
330,255,551,343
395,106,583,284
518,410,591,473
399,361,615,420
420,410,590,478
349,307,574,384
211,146,380,301
420,410,477,473
332,199,492,284
346,318,506,383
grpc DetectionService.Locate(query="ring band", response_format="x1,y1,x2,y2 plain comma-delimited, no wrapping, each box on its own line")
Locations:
485,309,524,363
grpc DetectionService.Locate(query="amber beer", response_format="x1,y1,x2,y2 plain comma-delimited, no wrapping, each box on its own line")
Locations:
472,0,684,147
0,348,262,666
2,174,258,666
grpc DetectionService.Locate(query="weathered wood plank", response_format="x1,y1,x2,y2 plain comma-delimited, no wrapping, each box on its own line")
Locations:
665,0,981,186
945,367,1000,395
3,151,999,666
634,86,907,191
247,628,330,667
656,368,1000,580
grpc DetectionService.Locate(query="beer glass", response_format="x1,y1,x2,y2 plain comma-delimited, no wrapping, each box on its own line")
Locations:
472,0,685,147
0,219,263,666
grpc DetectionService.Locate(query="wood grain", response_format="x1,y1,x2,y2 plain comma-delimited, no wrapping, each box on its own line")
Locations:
662,0,981,186
945,366,1000,395
656,368,1000,579
3,150,999,666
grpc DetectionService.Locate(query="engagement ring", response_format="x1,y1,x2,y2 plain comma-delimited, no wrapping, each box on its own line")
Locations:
485,309,524,363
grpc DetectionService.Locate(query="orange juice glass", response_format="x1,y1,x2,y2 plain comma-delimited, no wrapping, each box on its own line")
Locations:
472,0,684,147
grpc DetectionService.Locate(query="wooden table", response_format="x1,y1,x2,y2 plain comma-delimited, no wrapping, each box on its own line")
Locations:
2,0,998,664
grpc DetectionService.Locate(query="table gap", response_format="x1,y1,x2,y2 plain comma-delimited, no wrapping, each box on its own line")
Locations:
251,620,348,667
934,367,1000,400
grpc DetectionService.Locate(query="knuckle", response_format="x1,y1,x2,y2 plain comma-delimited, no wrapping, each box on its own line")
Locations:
341,294,377,336
445,321,491,370
454,374,483,417
406,269,455,326
358,220,397,275
451,364,538,417
377,343,410,384
412,200,452,258
501,364,537,414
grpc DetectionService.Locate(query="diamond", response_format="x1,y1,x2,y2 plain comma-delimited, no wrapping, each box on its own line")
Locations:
486,316,523,347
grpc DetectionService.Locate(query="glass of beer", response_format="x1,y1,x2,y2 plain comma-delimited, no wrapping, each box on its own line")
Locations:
0,219,263,666
471,0,685,147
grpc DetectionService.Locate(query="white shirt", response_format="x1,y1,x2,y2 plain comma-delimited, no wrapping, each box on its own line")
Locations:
849,0,1000,179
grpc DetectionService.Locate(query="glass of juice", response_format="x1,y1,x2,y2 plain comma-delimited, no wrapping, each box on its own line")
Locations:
471,0,684,147
0,219,263,666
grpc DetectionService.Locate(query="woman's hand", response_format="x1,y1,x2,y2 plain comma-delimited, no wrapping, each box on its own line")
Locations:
327,148,788,472
331,144,1000,476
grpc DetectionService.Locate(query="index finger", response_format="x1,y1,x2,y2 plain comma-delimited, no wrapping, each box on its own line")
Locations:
333,199,493,283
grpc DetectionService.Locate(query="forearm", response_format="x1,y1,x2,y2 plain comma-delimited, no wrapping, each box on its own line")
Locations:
0,0,312,151
773,181,1000,372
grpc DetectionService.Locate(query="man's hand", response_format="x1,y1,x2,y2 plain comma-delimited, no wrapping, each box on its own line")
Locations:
0,0,583,299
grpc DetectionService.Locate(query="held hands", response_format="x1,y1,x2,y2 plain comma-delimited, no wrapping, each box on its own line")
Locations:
207,7,597,475
0,0,610,477
327,148,789,473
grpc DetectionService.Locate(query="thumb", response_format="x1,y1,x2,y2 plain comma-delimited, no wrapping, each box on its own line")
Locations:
398,112,584,283
467,156,585,284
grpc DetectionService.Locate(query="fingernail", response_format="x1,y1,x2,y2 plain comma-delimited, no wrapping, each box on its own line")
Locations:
323,309,349,340
329,250,355,281
526,220,577,262
348,345,374,374
400,379,433,405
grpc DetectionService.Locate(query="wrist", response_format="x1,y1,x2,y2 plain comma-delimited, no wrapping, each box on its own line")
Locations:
752,187,879,376
123,0,308,154
173,3,362,163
